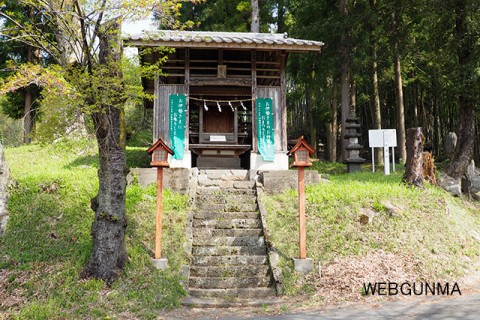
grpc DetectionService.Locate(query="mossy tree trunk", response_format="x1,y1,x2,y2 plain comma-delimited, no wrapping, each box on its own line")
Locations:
82,21,128,283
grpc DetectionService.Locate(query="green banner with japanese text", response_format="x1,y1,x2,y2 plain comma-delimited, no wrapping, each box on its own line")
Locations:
169,94,186,160
256,98,275,161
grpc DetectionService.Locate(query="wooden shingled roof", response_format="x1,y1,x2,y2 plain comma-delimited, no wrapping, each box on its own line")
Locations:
124,30,324,52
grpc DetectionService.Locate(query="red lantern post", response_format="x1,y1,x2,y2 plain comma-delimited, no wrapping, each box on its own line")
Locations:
147,138,174,262
287,136,315,271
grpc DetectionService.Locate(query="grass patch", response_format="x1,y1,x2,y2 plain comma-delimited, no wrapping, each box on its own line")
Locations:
308,161,347,175
0,138,190,319
262,170,480,296
126,146,152,168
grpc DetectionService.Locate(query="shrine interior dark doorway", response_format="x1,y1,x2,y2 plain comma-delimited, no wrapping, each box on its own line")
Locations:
188,88,252,169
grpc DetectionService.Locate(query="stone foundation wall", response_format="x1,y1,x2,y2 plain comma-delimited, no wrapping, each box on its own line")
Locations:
0,144,10,236
127,167,197,195
259,170,322,195
127,167,325,196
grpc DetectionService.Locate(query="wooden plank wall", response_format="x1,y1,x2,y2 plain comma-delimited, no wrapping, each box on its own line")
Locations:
154,80,188,144
256,86,285,152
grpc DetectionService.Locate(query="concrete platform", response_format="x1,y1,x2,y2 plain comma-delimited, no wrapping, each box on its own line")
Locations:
152,258,168,270
293,258,314,274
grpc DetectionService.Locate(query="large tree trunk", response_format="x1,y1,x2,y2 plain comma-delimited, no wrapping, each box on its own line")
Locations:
24,44,33,143
350,78,356,113
47,0,72,66
328,78,338,162
392,11,407,164
277,0,286,33
23,86,33,144
433,87,440,155
394,50,407,164
251,0,260,32
368,0,383,165
403,127,424,188
446,0,475,179
23,7,37,144
371,37,383,165
83,21,128,283
306,82,317,154
412,82,418,127
340,0,350,161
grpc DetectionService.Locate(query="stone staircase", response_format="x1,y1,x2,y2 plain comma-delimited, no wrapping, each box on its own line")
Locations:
184,170,276,306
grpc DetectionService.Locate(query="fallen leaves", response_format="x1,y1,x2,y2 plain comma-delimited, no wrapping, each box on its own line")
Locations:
309,250,424,304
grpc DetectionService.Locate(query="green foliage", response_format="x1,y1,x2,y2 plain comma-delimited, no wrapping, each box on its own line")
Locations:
308,161,346,175
285,0,479,157
34,90,86,143
126,146,152,168
0,99,23,146
262,171,480,295
178,0,275,32
0,89,28,120
0,139,190,318
0,0,186,146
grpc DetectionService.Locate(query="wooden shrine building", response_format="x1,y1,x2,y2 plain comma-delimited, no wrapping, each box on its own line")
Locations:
124,30,323,170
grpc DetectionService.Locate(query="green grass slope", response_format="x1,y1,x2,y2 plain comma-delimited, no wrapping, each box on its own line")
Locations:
262,163,480,303
0,140,189,319
2,144,480,317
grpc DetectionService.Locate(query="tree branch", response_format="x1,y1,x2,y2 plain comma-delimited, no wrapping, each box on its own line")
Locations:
92,0,108,44
0,11,59,62
74,0,93,72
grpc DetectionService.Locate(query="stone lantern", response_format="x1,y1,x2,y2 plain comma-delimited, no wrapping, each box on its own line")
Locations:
344,108,365,173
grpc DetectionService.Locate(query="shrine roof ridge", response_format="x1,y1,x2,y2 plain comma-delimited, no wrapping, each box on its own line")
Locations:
124,30,324,52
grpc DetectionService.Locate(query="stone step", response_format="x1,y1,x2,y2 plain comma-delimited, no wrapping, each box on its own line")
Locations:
198,170,249,181
233,181,255,190
192,244,266,256
193,218,262,229
193,236,265,246
190,265,270,278
197,180,255,189
195,195,257,206
182,296,281,308
189,276,270,289
195,194,226,204
196,188,256,196
210,228,263,237
192,228,263,239
198,180,234,188
195,203,225,212
192,255,268,266
195,202,258,212
189,287,276,300
194,211,259,220
225,202,258,212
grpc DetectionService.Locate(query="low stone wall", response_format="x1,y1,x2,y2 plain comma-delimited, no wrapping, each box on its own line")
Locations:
259,170,323,195
127,167,197,195
0,144,10,236
128,167,325,196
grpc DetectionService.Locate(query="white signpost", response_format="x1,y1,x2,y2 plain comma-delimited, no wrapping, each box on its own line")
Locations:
368,129,397,175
